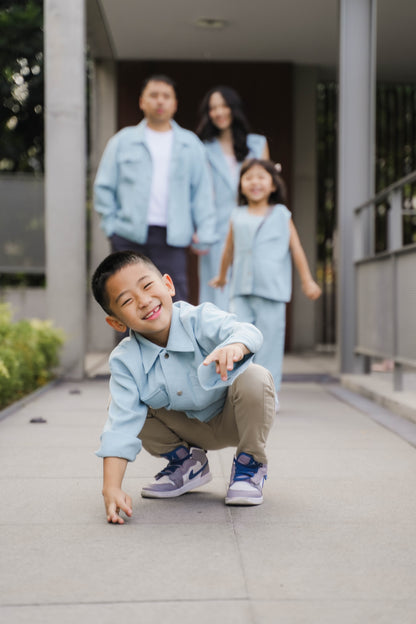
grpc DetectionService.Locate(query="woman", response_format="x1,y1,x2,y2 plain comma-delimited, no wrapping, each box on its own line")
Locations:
196,86,270,308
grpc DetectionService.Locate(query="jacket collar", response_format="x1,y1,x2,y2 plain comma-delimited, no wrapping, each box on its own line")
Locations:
132,304,195,373
135,119,190,146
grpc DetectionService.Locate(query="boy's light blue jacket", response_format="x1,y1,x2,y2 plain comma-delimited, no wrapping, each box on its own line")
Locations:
96,301,263,461
93,120,218,248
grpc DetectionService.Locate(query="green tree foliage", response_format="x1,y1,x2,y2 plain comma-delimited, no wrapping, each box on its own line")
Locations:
0,0,43,172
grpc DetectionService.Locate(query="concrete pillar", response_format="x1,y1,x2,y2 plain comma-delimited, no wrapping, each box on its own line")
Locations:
337,0,377,373
87,60,117,353
44,0,86,379
291,66,319,351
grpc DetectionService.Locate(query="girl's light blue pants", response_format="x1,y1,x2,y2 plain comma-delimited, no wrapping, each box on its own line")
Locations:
198,239,230,310
230,295,286,391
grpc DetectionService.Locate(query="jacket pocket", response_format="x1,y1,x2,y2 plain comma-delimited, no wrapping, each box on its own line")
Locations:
118,154,143,183
141,387,169,409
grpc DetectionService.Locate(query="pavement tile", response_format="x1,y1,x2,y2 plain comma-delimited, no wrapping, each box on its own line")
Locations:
0,524,246,606
227,475,416,526
0,477,230,526
266,447,416,479
252,600,416,624
0,601,253,624
235,522,416,600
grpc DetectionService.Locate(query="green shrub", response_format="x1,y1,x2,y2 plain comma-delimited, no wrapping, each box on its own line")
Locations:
0,303,65,410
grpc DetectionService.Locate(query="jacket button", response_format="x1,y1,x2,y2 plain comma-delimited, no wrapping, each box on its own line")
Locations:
177,390,183,396
164,353,169,359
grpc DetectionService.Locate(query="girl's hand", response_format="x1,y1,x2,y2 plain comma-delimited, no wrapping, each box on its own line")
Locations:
209,276,227,289
203,342,248,381
302,279,322,300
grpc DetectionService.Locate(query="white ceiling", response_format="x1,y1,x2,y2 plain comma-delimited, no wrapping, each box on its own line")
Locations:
88,0,416,81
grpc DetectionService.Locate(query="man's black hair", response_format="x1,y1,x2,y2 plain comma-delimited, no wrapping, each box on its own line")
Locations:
140,74,177,97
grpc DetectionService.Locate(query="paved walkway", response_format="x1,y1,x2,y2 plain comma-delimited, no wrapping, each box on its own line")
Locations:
1,354,416,623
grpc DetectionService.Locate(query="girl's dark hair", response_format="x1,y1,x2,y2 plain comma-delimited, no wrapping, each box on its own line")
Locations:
196,86,251,162
91,251,161,316
237,159,287,206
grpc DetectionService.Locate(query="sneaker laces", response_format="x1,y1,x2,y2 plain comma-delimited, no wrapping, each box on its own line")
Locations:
156,449,190,479
233,456,263,482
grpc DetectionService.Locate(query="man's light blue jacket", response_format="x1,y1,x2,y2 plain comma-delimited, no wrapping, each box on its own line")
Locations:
94,120,218,248
96,302,263,461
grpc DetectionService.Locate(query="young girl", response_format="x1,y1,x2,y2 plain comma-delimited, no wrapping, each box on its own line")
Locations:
195,86,270,309
210,158,321,402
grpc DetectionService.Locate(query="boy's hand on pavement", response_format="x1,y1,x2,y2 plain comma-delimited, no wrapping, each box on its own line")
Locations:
102,486,133,524
203,342,248,381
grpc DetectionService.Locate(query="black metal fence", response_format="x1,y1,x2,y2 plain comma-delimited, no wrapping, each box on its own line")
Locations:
316,81,416,346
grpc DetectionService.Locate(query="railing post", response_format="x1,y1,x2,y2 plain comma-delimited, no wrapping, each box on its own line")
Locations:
388,189,403,391
388,189,403,251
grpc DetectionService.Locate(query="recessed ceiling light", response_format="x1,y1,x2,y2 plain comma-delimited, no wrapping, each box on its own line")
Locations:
194,17,228,29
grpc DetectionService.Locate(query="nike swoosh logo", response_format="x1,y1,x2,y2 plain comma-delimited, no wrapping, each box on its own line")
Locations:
189,460,208,480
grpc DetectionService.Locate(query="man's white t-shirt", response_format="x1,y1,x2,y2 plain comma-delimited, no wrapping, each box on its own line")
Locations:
145,126,174,226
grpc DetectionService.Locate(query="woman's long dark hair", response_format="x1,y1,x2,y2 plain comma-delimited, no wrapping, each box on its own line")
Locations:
196,86,251,162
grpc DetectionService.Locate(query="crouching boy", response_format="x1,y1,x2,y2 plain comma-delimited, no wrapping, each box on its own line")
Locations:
91,251,275,524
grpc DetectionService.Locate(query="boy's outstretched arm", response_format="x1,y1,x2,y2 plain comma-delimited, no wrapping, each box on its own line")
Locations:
203,342,249,381
289,220,322,300
102,456,133,524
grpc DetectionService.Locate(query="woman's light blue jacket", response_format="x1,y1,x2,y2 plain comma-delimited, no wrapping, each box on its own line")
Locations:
93,120,217,248
199,134,266,306
204,133,266,241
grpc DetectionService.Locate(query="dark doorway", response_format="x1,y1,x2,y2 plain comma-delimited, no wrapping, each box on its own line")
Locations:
116,60,294,346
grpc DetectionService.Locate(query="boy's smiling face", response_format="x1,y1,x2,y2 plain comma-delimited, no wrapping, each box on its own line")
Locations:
105,261,175,347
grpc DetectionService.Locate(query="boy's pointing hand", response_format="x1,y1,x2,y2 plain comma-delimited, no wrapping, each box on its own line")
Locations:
203,342,249,381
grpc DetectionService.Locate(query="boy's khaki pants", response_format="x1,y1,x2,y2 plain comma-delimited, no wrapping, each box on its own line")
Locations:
140,364,275,465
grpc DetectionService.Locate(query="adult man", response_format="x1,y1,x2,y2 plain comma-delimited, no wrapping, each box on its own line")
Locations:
94,75,217,301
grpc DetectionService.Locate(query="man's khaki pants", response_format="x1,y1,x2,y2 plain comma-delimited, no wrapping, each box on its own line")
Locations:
140,364,275,465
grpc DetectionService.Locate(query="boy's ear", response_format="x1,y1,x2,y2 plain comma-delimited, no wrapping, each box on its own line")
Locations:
163,274,175,296
105,315,128,333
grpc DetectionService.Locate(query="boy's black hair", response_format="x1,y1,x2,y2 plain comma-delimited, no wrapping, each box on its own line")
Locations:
91,251,162,316
140,74,177,97
237,158,287,206
196,85,251,162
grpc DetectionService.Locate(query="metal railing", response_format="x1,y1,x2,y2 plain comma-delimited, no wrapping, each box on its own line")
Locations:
354,171,416,390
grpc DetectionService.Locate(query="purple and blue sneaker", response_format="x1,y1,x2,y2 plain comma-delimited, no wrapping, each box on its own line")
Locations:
141,446,212,498
225,452,267,506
